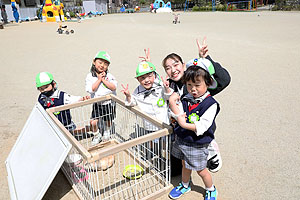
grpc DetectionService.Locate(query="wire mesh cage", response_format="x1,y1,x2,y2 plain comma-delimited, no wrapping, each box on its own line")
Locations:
46,94,173,200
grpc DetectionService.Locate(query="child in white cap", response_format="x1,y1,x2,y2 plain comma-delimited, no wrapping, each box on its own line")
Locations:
168,58,220,200
85,51,117,145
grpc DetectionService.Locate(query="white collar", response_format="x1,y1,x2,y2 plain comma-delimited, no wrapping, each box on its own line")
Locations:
194,91,210,103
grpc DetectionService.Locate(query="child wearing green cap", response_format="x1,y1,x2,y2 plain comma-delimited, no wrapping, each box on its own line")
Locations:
36,72,89,132
121,61,173,128
85,51,117,145
121,61,173,160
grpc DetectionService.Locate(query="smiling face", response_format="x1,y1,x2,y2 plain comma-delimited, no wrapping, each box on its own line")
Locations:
186,76,208,98
93,58,109,73
136,72,155,90
164,58,185,82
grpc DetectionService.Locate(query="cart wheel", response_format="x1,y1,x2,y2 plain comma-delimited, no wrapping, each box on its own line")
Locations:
65,31,69,35
70,30,74,34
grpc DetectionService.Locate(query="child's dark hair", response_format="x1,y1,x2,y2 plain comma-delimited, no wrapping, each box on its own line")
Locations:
182,66,213,86
90,58,108,77
162,53,183,68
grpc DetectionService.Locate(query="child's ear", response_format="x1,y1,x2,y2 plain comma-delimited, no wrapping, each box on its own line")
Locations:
53,81,57,89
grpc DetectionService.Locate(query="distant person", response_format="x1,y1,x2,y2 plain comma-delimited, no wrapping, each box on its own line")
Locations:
173,13,180,24
36,72,89,132
66,11,71,20
85,51,117,145
1,5,8,24
75,11,81,22
11,1,19,23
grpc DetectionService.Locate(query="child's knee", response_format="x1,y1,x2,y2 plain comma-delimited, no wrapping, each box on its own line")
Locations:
196,168,209,177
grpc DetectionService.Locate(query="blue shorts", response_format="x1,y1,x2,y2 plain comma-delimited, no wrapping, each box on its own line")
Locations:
172,136,209,171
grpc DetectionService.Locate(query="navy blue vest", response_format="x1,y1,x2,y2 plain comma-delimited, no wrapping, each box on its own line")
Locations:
174,95,220,145
38,91,72,126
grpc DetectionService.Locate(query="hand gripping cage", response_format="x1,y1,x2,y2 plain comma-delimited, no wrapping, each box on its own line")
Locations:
46,94,173,200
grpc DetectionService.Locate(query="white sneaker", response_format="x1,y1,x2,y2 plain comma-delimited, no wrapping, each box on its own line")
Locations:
91,134,102,145
102,130,110,141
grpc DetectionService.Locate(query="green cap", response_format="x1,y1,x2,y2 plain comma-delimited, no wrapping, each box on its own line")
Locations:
36,72,54,88
135,61,156,78
94,51,111,64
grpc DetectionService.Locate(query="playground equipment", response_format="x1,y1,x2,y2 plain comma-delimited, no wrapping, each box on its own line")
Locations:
42,0,65,22
227,0,257,11
151,0,172,13
11,0,19,22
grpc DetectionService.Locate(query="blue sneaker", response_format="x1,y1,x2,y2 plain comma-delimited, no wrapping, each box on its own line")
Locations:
169,182,191,199
205,186,217,200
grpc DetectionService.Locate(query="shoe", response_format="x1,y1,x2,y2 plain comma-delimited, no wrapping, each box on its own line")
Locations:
169,182,191,199
205,187,217,200
91,133,102,145
102,130,110,141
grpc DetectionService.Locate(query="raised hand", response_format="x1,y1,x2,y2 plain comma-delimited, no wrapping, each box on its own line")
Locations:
161,75,170,90
121,84,131,98
139,48,151,62
196,36,208,58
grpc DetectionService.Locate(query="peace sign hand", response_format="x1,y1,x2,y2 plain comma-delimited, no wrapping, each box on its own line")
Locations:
139,48,151,62
121,84,131,98
161,75,170,90
197,36,209,58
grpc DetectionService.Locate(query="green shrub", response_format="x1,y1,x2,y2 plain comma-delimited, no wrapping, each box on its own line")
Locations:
192,5,200,11
36,9,42,19
69,11,75,18
271,5,279,10
216,4,226,11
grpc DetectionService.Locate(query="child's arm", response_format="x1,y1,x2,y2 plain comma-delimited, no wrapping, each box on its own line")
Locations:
169,92,181,116
91,72,106,92
64,93,90,105
101,73,117,91
178,103,218,136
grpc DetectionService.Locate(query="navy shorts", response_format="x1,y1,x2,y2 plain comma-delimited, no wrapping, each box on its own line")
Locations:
91,101,116,122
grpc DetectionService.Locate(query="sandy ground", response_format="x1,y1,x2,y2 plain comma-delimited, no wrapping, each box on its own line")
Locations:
1,11,300,200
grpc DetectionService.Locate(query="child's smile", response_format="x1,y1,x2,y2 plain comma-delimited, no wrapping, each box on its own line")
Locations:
137,72,155,90
94,59,109,73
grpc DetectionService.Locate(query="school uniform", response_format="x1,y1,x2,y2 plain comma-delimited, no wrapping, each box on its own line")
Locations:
125,77,173,131
85,72,117,121
38,89,81,130
172,91,220,171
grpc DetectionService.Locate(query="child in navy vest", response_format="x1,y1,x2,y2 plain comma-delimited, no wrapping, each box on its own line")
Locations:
168,59,220,200
36,72,89,132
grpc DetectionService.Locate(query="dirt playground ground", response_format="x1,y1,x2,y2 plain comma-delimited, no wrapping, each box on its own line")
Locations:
1,11,300,200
